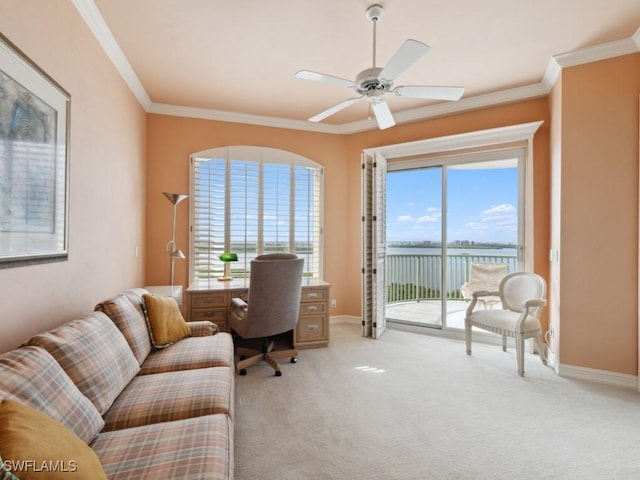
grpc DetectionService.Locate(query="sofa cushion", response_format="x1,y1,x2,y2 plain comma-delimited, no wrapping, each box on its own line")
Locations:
102,366,234,431
0,399,108,480
28,311,140,415
140,332,234,375
92,414,233,480
142,294,191,348
95,288,152,365
0,346,104,444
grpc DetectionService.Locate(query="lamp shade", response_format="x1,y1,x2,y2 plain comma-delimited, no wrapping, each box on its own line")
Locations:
219,252,238,262
171,249,186,259
163,192,188,205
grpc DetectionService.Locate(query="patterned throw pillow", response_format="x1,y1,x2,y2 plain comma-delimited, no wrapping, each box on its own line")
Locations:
0,399,108,480
142,294,191,348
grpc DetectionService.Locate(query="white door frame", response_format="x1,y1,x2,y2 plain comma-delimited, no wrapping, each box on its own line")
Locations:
362,121,543,336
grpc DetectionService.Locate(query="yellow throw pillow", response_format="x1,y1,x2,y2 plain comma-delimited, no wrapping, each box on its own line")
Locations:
0,399,108,479
142,294,191,348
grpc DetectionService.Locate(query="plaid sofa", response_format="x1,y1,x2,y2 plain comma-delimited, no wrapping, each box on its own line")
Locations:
0,289,235,479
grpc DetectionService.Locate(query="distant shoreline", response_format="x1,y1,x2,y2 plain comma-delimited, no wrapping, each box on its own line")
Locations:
388,243,515,250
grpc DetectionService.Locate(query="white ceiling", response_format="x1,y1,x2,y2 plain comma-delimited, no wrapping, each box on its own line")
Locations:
80,0,640,133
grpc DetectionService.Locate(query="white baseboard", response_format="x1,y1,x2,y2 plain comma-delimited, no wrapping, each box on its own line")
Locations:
330,315,361,325
557,364,638,390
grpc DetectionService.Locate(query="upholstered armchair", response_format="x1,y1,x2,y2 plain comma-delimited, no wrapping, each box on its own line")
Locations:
464,271,548,376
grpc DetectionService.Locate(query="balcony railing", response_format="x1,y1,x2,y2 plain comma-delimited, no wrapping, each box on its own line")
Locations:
386,253,517,304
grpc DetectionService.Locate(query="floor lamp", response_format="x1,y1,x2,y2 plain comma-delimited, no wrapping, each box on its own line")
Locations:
163,192,188,287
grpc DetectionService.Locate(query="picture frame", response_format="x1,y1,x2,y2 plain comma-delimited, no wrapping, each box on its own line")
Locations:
0,33,70,269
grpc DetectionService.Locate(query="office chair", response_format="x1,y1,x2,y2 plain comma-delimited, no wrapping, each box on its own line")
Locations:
229,254,304,376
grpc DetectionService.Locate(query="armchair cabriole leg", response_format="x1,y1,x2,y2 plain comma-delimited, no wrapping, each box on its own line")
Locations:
516,333,525,377
464,317,472,355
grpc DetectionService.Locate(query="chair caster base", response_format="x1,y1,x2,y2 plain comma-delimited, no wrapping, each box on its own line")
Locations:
291,357,297,364
239,369,247,376
275,370,282,377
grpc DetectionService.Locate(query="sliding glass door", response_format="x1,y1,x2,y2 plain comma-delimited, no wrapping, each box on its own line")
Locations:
386,149,524,331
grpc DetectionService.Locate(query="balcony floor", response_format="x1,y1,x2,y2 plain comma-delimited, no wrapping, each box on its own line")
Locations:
386,299,471,330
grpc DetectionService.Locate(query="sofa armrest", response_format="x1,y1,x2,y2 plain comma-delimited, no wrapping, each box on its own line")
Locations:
188,321,219,337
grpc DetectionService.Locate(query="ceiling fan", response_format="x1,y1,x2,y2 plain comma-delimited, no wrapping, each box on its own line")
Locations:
295,4,465,130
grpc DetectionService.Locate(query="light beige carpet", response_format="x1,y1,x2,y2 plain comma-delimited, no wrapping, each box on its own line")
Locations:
234,321,640,480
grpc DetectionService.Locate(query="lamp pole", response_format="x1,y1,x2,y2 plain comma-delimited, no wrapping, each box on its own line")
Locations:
163,192,188,286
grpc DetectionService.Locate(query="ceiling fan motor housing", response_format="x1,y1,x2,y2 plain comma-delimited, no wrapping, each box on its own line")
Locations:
355,67,392,97
366,5,384,22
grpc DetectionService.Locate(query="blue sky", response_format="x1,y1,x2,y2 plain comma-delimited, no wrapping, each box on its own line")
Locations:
386,165,518,244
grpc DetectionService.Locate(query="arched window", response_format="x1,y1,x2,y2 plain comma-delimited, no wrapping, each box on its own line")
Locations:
190,146,323,281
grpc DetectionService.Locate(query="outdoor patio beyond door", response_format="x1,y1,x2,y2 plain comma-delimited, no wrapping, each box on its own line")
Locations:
385,151,524,331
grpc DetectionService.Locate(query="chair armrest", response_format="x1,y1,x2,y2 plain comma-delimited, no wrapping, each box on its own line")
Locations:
523,298,546,309
231,297,247,309
472,290,499,298
188,321,219,337
230,297,248,321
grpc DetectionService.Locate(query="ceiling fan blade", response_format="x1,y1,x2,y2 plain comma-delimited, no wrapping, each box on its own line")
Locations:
295,70,356,88
371,98,395,130
380,39,430,81
394,85,465,101
308,96,363,122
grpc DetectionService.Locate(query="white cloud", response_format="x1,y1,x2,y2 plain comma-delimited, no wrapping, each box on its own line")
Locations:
396,215,415,222
482,204,515,215
417,215,438,223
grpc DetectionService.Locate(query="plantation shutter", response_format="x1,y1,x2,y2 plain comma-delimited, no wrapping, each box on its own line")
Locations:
372,152,387,339
190,146,322,282
192,156,226,280
361,151,387,339
293,165,322,276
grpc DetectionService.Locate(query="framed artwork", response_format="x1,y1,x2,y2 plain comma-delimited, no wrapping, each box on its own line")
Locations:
0,33,70,269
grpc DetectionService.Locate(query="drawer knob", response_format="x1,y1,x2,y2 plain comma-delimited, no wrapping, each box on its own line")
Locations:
307,305,318,311
307,292,318,298
204,312,214,317
306,324,318,330
205,298,214,304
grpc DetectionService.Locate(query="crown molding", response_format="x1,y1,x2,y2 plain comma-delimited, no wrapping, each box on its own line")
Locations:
73,0,639,135
71,0,151,110
553,34,639,69
148,103,344,134
364,121,543,160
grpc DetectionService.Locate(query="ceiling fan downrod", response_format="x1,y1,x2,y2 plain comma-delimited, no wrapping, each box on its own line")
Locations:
366,5,384,68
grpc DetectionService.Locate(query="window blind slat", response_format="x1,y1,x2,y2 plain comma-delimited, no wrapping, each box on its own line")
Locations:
191,147,322,281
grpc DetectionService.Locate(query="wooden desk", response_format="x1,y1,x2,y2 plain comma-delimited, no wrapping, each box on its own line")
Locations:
185,278,331,349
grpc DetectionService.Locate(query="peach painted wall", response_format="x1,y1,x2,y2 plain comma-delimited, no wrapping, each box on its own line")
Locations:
0,1,147,353
555,53,640,375
146,98,551,330
144,116,350,313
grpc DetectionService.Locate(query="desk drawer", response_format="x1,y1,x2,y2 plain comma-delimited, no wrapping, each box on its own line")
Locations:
229,290,248,302
190,308,226,323
296,315,326,343
299,301,326,316
191,293,227,309
301,289,327,303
